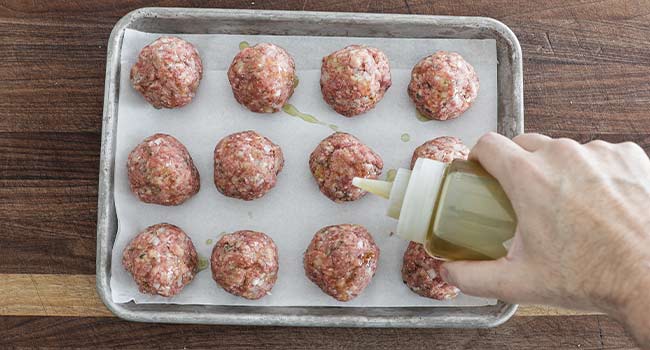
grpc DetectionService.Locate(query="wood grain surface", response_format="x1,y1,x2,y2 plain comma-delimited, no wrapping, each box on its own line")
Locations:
0,274,598,317
0,0,648,348
0,315,638,349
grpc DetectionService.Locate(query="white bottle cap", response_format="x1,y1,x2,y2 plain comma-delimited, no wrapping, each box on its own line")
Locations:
352,158,447,244
396,158,447,244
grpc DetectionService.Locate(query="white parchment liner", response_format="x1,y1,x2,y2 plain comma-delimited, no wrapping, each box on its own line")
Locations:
111,29,498,307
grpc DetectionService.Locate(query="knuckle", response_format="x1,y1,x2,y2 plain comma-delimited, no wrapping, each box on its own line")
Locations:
549,138,587,160
472,133,504,159
512,134,527,143
477,132,500,147
586,139,611,150
618,141,645,154
552,138,580,151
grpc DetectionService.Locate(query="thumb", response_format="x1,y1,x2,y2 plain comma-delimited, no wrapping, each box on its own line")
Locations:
441,258,518,301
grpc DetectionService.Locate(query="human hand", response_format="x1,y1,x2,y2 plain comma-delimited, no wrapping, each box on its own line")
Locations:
440,133,650,344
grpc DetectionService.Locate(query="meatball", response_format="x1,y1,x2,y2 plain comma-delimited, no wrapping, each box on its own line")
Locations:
410,136,470,169
130,36,203,109
320,45,392,117
228,43,296,113
122,223,199,297
127,133,200,206
309,132,383,202
402,242,460,300
407,51,479,121
210,230,279,300
304,224,379,301
213,130,284,201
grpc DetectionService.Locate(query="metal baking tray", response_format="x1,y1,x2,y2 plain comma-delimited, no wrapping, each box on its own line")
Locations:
97,7,523,327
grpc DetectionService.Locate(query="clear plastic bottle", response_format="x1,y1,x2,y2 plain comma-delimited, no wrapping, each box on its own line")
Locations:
352,158,517,261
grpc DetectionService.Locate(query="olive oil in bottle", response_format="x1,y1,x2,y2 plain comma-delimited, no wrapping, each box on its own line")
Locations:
352,158,517,261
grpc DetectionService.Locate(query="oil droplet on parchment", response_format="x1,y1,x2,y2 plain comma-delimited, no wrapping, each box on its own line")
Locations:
416,110,432,122
198,256,209,271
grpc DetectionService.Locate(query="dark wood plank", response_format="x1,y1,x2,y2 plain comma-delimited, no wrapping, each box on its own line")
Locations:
0,315,639,349
0,133,98,274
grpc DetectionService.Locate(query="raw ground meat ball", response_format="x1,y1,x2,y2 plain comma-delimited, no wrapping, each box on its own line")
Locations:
309,132,383,202
402,241,460,300
303,224,380,301
320,45,392,117
127,133,200,206
410,136,470,169
122,223,199,297
407,51,479,121
213,130,284,201
228,43,296,113
130,36,203,109
211,230,279,300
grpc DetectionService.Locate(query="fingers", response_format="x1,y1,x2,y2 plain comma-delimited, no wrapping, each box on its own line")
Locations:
513,133,551,152
469,132,528,192
441,258,520,301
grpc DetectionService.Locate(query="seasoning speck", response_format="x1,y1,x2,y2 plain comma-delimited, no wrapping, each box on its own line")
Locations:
401,133,411,142
239,41,250,50
206,239,213,245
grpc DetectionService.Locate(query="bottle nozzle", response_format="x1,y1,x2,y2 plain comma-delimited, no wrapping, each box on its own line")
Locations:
352,177,392,199
353,169,413,221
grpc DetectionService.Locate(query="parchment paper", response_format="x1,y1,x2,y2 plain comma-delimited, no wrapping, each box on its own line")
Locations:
111,29,498,307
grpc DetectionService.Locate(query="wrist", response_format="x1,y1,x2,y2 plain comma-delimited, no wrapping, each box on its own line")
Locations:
581,228,650,310
602,259,650,346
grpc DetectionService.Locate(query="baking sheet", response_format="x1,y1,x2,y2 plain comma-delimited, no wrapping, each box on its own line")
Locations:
111,28,498,307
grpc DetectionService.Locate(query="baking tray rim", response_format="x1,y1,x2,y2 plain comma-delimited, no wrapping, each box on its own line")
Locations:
96,7,523,327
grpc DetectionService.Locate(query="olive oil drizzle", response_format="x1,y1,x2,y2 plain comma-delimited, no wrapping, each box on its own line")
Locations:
385,169,397,182
282,104,339,131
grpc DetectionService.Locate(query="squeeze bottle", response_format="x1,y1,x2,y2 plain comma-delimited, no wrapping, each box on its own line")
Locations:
352,158,517,261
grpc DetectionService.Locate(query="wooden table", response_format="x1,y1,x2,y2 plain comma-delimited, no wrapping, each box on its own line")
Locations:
1,1,647,348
